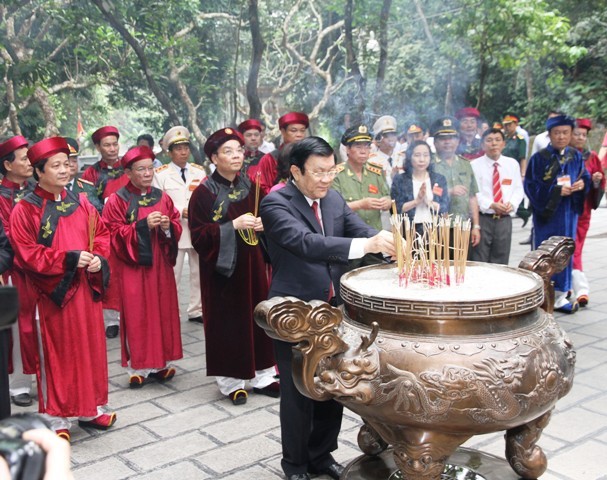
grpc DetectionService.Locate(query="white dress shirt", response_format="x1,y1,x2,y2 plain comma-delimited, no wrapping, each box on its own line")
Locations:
471,154,524,216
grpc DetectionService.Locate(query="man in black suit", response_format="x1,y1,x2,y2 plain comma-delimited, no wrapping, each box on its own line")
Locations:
260,136,394,480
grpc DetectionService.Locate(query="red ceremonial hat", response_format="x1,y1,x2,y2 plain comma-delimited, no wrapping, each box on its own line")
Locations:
204,128,244,159
121,146,155,169
455,107,480,120
27,137,70,165
576,118,593,131
0,135,29,159
238,119,263,133
278,112,309,129
91,126,120,144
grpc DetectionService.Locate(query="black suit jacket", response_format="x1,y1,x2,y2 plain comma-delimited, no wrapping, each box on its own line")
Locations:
260,181,377,302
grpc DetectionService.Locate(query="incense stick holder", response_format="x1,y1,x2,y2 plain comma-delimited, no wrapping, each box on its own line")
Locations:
255,236,575,480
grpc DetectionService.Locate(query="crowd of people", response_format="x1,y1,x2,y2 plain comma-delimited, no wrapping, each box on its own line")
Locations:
0,106,604,480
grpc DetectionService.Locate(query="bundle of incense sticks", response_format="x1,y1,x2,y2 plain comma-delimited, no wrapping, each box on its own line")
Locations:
389,213,470,288
452,217,471,284
88,213,96,252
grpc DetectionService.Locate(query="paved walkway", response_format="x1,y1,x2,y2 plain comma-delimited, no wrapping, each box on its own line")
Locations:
23,206,607,479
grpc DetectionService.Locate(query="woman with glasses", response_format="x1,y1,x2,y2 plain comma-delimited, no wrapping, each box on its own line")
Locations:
391,140,450,239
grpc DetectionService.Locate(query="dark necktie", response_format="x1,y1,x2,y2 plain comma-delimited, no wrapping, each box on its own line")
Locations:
181,168,186,183
311,200,323,233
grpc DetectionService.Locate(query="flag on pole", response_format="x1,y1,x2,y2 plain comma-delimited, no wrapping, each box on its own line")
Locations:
77,108,85,139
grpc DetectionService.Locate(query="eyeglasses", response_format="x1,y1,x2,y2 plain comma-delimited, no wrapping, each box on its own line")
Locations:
220,147,245,156
132,166,155,173
309,170,338,179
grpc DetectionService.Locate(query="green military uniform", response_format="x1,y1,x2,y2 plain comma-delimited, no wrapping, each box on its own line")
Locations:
503,133,526,164
433,155,479,220
67,177,104,214
333,161,389,231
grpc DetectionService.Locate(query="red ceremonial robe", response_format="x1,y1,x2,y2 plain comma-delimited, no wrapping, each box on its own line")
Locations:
0,178,38,374
82,160,129,311
9,186,110,417
189,171,275,379
103,182,183,370
253,151,280,196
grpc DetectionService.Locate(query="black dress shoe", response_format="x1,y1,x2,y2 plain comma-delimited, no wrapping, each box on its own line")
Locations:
286,474,310,480
106,325,119,338
188,316,203,324
11,393,33,407
309,462,345,479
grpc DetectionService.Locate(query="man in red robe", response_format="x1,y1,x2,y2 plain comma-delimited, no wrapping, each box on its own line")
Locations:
10,137,116,441
82,126,128,339
0,135,36,408
103,146,183,388
189,128,277,405
238,119,265,178
570,118,605,306
253,112,309,195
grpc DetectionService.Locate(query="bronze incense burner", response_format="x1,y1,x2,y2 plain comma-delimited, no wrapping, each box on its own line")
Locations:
255,237,576,479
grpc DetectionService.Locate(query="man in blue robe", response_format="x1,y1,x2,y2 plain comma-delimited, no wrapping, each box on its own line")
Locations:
524,115,590,313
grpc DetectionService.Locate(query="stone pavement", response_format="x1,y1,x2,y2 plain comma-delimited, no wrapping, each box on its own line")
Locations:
23,207,607,479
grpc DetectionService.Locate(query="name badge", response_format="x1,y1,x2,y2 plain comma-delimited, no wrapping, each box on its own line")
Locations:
502,178,512,186
189,184,198,191
368,184,379,194
432,183,443,196
557,175,571,187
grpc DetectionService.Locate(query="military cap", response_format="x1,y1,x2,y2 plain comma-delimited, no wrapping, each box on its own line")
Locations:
492,122,504,130
278,112,309,129
65,137,79,157
575,118,592,131
341,125,372,146
164,126,191,150
204,128,244,159
27,137,70,165
430,116,459,138
122,146,155,169
406,123,423,135
546,115,575,132
502,114,520,124
373,115,397,137
91,126,120,144
455,107,480,120
0,135,28,159
238,119,263,133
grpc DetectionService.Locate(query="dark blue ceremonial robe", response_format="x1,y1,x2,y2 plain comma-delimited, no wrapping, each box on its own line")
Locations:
524,145,590,292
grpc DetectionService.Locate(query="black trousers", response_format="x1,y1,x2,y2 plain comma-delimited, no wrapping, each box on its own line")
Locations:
0,329,11,420
274,339,343,476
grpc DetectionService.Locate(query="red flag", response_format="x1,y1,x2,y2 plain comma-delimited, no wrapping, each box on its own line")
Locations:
77,109,85,139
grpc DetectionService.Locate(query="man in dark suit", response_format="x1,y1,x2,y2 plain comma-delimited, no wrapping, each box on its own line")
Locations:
260,136,394,480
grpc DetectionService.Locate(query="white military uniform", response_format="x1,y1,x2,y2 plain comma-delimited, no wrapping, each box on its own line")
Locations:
153,161,206,320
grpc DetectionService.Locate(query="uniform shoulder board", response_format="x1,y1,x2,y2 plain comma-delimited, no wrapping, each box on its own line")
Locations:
190,163,205,170
76,178,94,186
155,164,169,173
335,163,346,174
516,134,524,140
366,162,383,175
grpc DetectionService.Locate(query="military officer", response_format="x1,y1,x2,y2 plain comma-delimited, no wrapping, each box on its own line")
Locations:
502,114,527,176
153,126,206,324
333,125,391,232
369,115,405,188
65,137,104,213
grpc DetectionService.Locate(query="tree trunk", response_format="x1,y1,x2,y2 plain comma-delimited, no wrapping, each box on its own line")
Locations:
344,0,365,122
34,87,59,137
91,0,182,127
246,0,265,120
373,0,392,113
525,58,534,118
